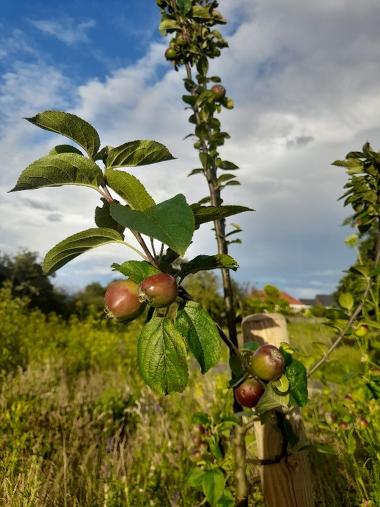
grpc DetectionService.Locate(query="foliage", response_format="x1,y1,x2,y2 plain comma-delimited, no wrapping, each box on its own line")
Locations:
183,271,224,323
157,0,251,377
74,282,106,315
308,144,380,375
10,108,244,394
0,251,72,316
334,144,380,315
337,228,377,299
13,2,380,506
243,284,292,315
0,289,378,506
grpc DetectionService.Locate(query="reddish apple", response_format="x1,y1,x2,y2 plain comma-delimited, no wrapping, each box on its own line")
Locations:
211,84,226,100
250,344,285,381
104,280,145,321
139,273,177,308
234,378,265,408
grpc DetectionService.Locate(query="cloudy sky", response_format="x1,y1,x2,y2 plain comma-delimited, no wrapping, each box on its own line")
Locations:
1,0,379,298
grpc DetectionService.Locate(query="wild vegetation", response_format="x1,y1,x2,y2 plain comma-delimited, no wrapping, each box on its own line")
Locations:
0,281,378,506
1,0,379,505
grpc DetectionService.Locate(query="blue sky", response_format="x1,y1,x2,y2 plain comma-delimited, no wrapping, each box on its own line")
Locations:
0,0,162,82
1,0,380,298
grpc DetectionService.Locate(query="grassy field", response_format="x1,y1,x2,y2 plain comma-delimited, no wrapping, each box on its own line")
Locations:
0,287,378,506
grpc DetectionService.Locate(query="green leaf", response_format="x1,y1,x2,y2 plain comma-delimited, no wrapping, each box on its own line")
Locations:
255,383,290,415
217,174,236,185
286,359,308,407
186,468,207,488
223,98,234,109
196,56,209,76
26,111,100,158
201,469,225,506
222,180,240,187
197,196,211,205
339,292,354,311
43,228,124,275
159,18,180,35
10,153,103,192
138,317,189,394
209,437,223,460
344,234,359,247
176,0,192,15
363,320,380,330
313,443,336,455
160,248,180,271
218,415,240,429
272,375,290,395
216,159,239,170
191,412,210,425
180,254,238,278
183,95,197,107
112,260,159,283
110,194,194,256
188,168,204,177
105,140,175,169
49,144,83,156
241,341,260,352
105,169,155,211
228,355,246,387
95,198,125,234
349,265,370,277
346,151,363,159
191,205,253,228
192,5,213,20
176,301,221,373
216,490,235,507
332,159,363,171
279,344,294,367
370,266,380,277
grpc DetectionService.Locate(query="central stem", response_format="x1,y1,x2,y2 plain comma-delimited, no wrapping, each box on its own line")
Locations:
184,63,238,348
184,61,248,507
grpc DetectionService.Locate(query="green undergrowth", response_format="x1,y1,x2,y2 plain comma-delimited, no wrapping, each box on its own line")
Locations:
0,287,378,506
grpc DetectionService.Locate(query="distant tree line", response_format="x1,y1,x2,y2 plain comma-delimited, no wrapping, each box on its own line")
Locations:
0,251,105,317
0,249,351,321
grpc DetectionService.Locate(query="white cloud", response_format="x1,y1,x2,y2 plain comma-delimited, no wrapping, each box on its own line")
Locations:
30,17,95,46
0,29,38,61
3,0,380,296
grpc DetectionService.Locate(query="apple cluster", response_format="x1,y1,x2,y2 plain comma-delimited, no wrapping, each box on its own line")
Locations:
234,344,285,409
104,273,178,321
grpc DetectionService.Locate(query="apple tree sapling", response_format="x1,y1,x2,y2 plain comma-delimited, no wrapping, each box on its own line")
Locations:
9,2,314,505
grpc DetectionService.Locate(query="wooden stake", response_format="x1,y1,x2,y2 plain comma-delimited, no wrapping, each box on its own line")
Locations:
242,313,315,507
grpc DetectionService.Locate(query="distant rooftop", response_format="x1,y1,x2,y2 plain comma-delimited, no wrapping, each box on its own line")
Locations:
315,294,336,307
299,298,315,306
249,289,304,305
279,291,304,305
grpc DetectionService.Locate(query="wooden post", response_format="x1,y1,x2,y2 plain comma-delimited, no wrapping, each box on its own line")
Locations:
242,313,315,507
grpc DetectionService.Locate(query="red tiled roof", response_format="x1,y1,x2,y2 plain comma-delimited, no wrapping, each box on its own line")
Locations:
279,291,303,305
249,290,303,305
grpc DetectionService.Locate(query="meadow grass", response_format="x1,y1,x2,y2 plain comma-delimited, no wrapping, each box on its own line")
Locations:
0,288,378,506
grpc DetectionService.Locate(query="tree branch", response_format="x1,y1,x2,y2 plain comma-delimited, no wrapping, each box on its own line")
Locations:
308,280,371,377
99,183,158,267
